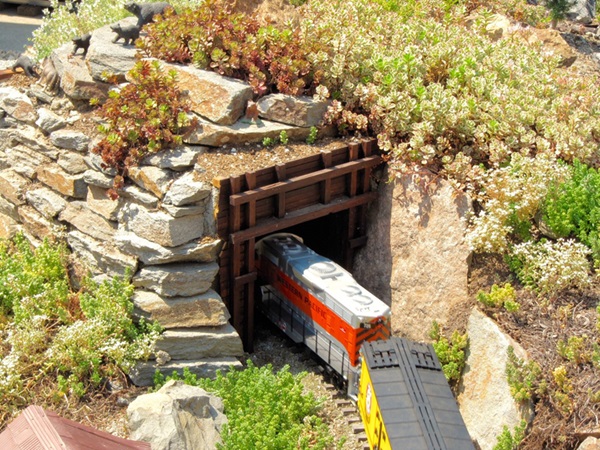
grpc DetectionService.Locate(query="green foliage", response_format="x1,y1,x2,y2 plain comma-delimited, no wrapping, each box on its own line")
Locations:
93,60,196,195
262,136,276,148
429,321,468,384
493,420,527,450
155,362,334,450
506,238,591,296
138,0,320,96
542,160,600,265
306,126,318,145
0,234,160,424
0,233,70,323
506,346,544,402
545,0,575,26
477,283,520,312
279,130,289,145
557,335,590,365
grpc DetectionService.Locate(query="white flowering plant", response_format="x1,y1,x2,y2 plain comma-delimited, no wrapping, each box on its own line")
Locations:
506,238,592,296
0,234,160,427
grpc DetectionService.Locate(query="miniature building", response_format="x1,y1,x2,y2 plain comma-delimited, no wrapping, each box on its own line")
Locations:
0,405,150,450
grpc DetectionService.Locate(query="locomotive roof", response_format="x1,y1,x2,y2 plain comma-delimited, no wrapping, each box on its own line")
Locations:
258,234,391,321
362,338,475,449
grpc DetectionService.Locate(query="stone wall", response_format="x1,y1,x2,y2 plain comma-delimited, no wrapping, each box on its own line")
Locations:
0,18,329,385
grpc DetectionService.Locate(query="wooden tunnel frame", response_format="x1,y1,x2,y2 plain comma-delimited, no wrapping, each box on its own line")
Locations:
215,138,382,351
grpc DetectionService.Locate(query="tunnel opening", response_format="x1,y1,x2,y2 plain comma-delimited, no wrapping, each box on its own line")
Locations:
215,138,382,351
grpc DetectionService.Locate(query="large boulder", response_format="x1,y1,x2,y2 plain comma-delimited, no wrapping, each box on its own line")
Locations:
257,94,329,127
353,168,472,341
127,380,227,450
160,63,253,126
87,18,138,81
457,308,535,450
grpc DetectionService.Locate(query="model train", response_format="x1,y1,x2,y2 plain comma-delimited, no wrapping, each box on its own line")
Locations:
256,233,474,450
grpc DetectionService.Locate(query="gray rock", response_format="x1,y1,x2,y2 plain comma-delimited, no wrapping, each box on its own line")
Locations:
87,18,138,82
57,151,88,174
26,187,68,219
0,212,21,240
49,129,90,152
86,185,124,221
568,0,596,24
35,107,66,133
457,308,534,450
0,169,29,205
0,127,58,158
132,262,219,297
115,231,221,265
154,324,243,360
83,169,114,188
128,165,173,199
0,87,37,124
0,195,19,221
37,163,87,198
120,184,160,208
130,358,242,387
18,205,65,240
28,85,55,105
132,289,230,328
163,172,211,206
84,152,118,176
185,116,311,147
257,94,329,127
67,230,138,279
119,203,204,247
127,380,227,450
142,145,208,171
161,202,206,218
5,145,52,179
160,63,253,126
59,202,117,241
353,168,472,341
51,41,111,101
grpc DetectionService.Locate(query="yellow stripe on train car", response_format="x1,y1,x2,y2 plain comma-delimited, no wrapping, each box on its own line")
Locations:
357,357,392,450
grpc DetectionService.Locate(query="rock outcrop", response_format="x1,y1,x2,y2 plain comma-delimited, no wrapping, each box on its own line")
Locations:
128,380,227,450
353,167,472,341
457,308,535,450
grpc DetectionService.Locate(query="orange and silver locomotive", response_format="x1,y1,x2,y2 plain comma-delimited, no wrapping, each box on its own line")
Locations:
256,233,391,395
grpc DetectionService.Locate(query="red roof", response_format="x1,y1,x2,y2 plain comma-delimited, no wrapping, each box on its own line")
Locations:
0,405,151,450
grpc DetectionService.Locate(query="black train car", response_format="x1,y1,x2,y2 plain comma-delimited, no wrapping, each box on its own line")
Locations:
357,337,475,450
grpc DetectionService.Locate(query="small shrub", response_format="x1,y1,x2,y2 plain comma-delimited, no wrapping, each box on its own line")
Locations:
138,0,321,96
155,362,334,450
477,283,520,312
262,136,276,148
429,321,468,384
0,234,160,423
506,346,544,402
541,160,600,265
506,239,591,296
279,130,289,145
306,126,318,145
493,420,528,450
93,60,196,196
557,335,590,365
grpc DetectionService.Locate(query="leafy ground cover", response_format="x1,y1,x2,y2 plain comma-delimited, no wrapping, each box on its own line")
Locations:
0,234,160,429
20,0,600,447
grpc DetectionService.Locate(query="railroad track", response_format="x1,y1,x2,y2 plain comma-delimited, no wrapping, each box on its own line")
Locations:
317,373,370,450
